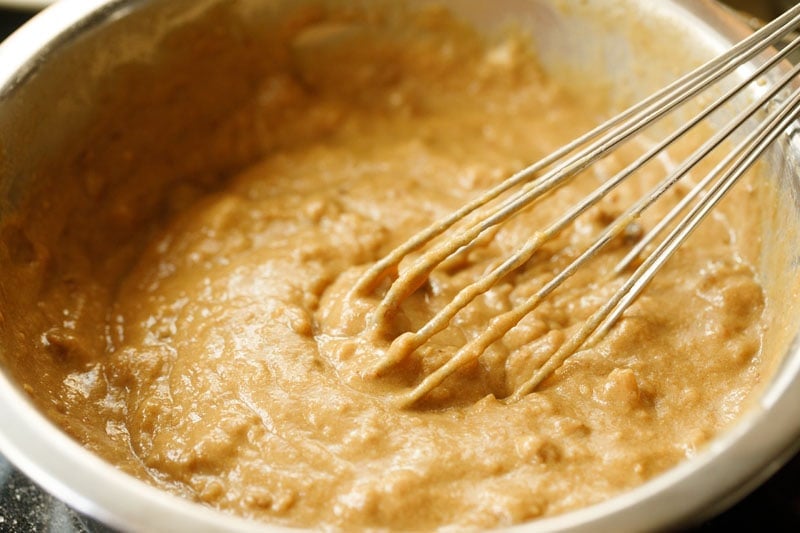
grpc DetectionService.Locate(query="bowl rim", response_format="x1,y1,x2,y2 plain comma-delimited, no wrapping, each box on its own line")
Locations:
1,0,799,531
0,0,51,11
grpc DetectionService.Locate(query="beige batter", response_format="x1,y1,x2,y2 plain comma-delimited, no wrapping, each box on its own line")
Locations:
0,6,768,532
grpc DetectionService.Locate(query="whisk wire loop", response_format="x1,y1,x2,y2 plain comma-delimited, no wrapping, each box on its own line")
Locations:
357,3,800,406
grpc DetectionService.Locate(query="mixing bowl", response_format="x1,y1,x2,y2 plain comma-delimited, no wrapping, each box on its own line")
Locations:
1,0,799,531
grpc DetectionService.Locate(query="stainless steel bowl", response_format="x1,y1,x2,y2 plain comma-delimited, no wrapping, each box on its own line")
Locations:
1,0,799,531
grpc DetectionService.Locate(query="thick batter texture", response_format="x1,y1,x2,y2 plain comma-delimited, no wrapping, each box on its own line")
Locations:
0,6,767,532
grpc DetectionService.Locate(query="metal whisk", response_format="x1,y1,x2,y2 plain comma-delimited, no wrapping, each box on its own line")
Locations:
351,3,800,407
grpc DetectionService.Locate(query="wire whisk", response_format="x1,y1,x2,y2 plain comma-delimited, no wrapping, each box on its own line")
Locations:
350,3,800,408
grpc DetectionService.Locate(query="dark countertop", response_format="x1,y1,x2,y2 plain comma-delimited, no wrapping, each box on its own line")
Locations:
0,6,27,37
0,2,798,532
